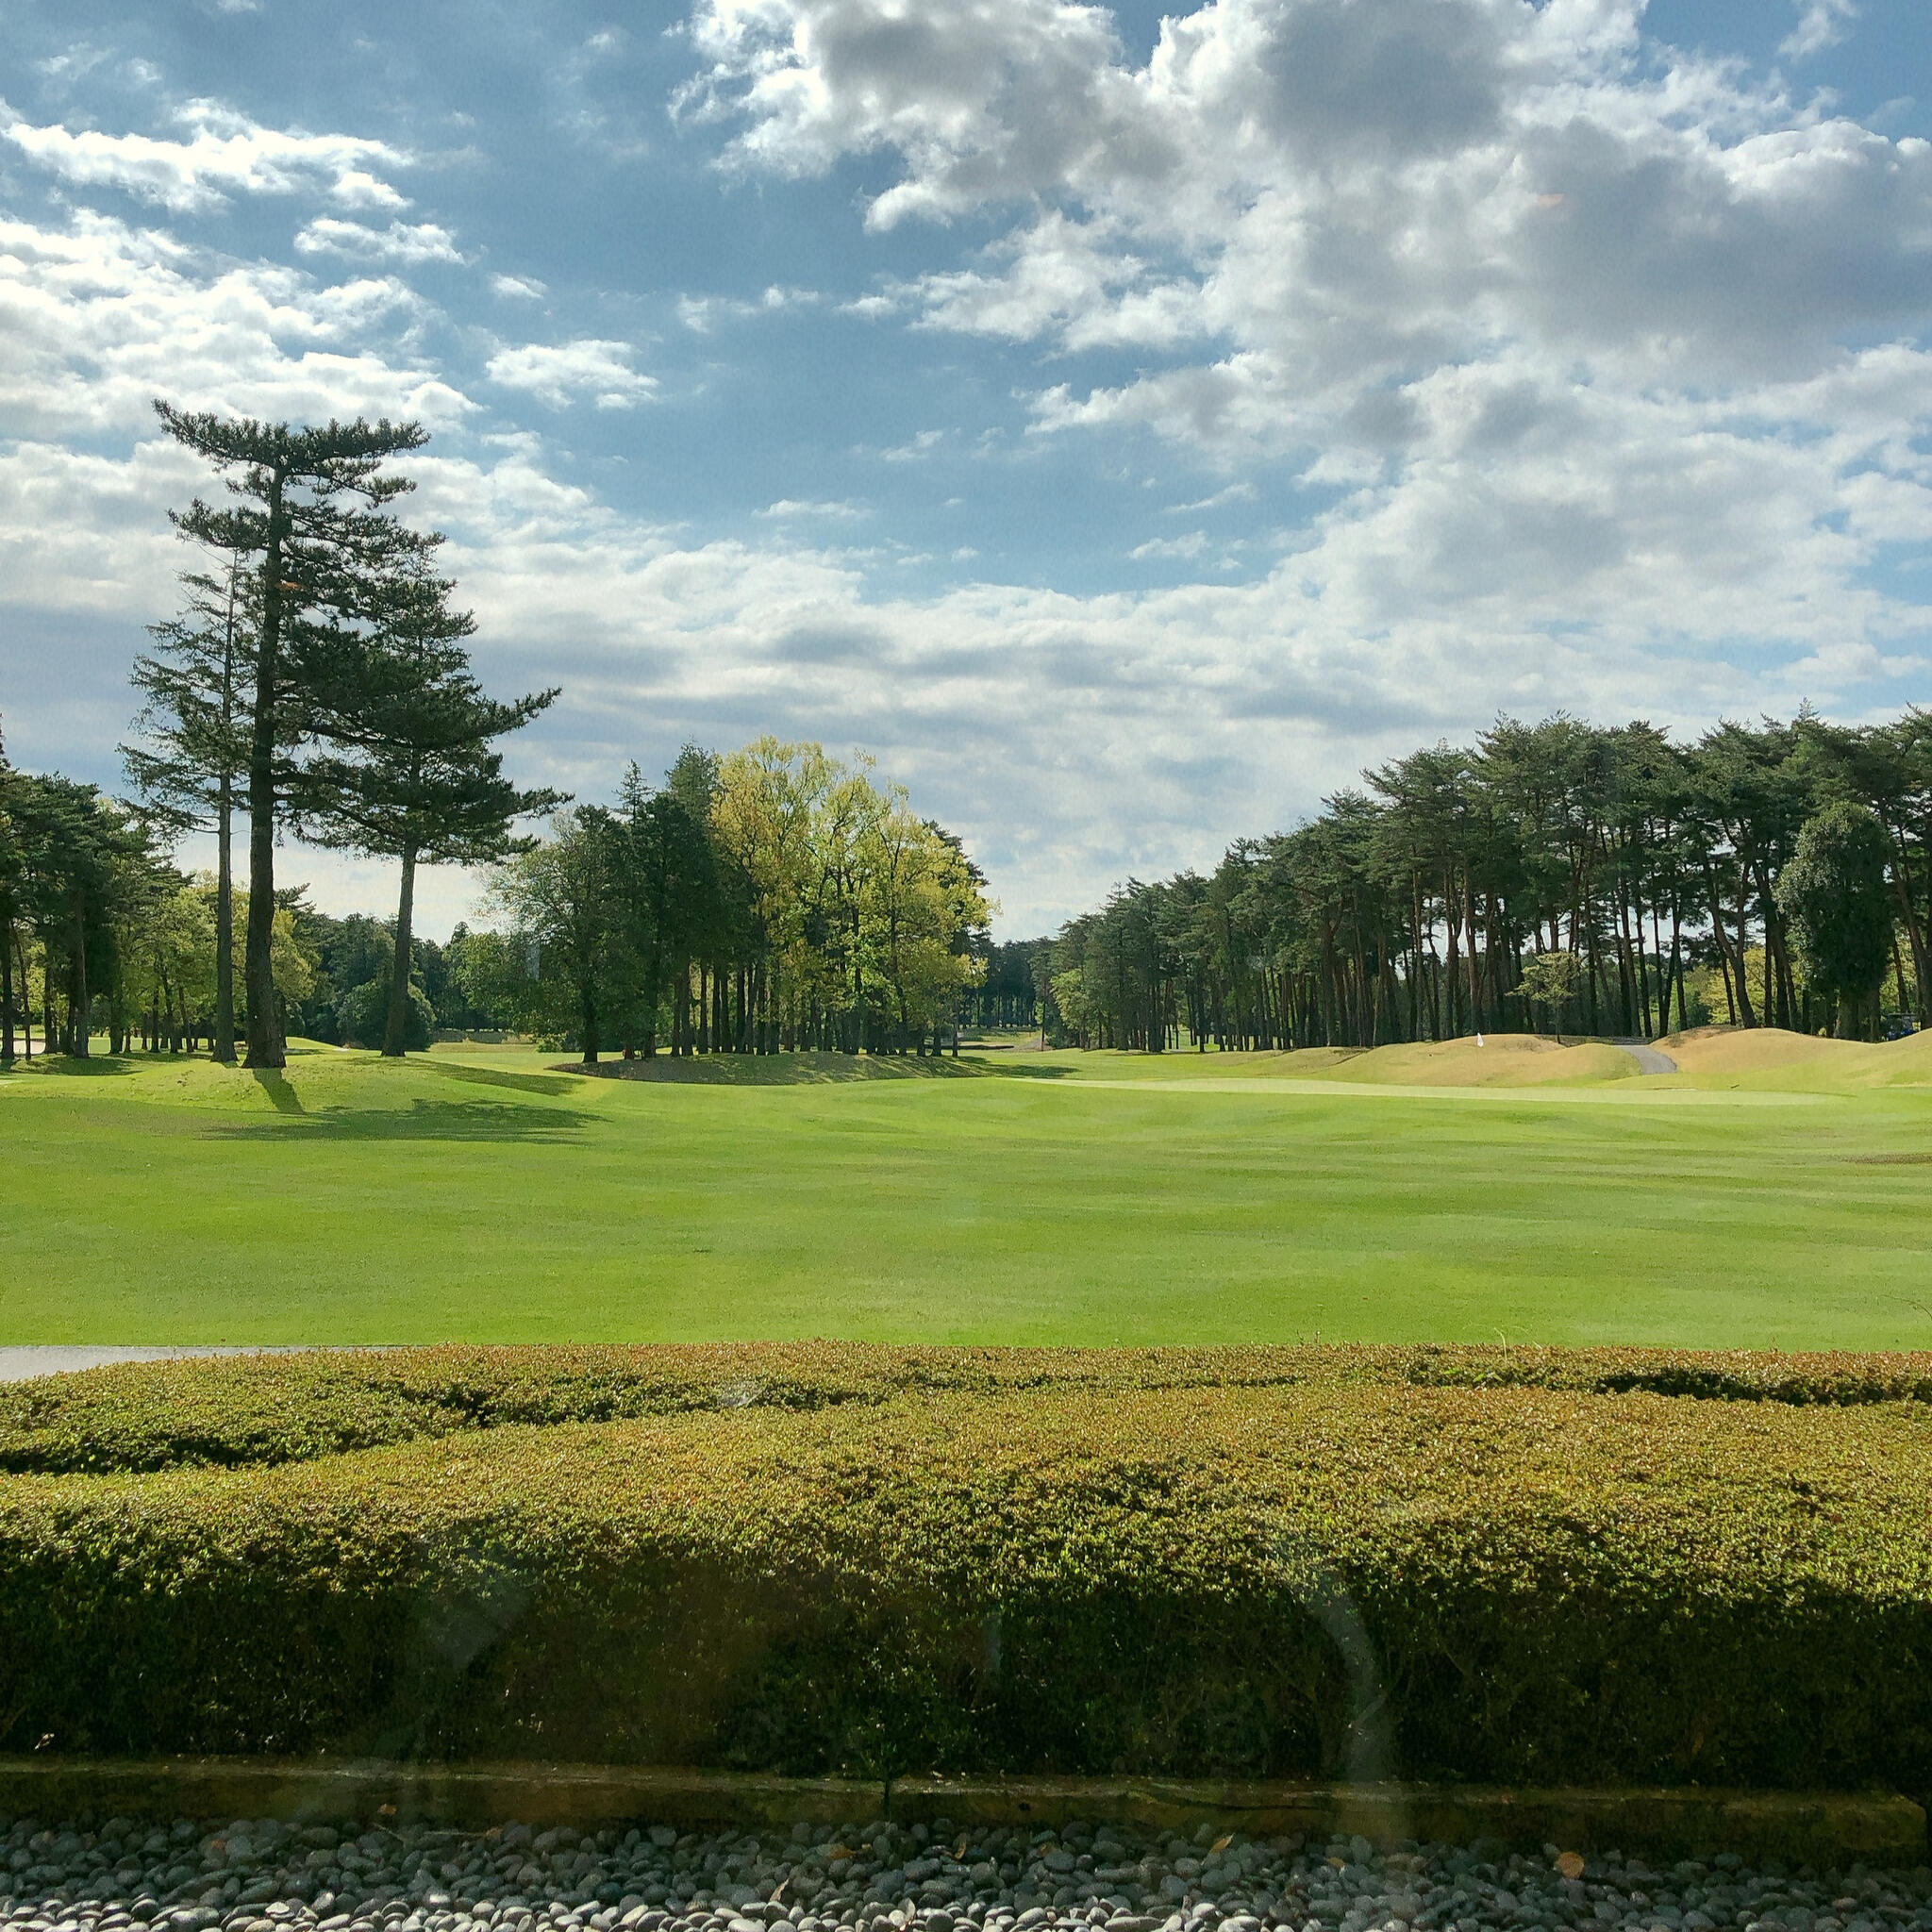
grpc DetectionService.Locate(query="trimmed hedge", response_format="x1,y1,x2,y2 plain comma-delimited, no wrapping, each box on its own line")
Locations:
4,1376,1932,1790
6,1341,1932,1474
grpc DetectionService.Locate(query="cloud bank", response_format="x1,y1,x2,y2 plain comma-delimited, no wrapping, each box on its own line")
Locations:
1,1,1929,934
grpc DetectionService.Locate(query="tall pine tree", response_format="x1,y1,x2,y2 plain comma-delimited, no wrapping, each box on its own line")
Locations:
154,402,431,1068
123,543,254,1060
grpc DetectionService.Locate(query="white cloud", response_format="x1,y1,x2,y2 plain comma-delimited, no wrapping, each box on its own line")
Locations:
484,339,657,408
680,0,1932,426
0,210,471,441
1168,482,1256,514
676,0,1132,229
678,0,1932,774
678,284,820,330
880,428,947,461
1781,0,1857,59
0,97,410,212
757,497,865,519
490,274,548,300
1130,530,1210,560
293,218,464,265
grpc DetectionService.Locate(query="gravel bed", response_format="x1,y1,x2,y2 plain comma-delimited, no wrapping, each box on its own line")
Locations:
4,1813,1930,1932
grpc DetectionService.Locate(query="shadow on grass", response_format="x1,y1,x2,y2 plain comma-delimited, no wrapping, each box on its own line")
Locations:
208,1098,593,1142
16,1053,142,1077
252,1070,305,1114
566,1050,1074,1085
425,1059,585,1099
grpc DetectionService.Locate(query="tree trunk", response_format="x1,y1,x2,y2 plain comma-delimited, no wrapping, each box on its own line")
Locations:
383,843,418,1057
1887,833,1929,1024
213,767,237,1062
69,888,90,1058
244,475,289,1070
1704,862,1752,1026
212,556,241,1064
1735,873,1757,1027
580,966,600,1066
0,915,12,1064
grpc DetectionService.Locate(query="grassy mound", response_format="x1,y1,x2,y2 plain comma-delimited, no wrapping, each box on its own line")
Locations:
8,1342,1932,1474
1658,1026,1932,1091
1310,1036,1638,1087
3,1349,1931,1792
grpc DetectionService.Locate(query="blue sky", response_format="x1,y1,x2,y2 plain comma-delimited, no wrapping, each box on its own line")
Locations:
2,0,1929,935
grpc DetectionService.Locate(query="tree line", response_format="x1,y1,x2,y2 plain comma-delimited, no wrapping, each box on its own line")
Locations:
457,740,993,1064
0,729,992,1069
0,399,991,1068
1018,712,1929,1052
0,738,172,1060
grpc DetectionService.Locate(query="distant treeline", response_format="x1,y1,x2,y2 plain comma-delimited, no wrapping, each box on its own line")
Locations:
0,749,496,1062
994,711,1931,1050
11,680,1927,1062
458,739,991,1063
0,731,990,1066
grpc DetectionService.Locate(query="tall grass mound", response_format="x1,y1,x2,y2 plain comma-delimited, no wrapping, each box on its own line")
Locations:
3,1347,1931,1794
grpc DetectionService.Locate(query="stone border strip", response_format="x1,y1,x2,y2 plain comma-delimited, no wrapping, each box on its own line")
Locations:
0,1762,1919,1866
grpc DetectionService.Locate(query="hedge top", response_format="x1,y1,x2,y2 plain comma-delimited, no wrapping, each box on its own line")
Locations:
6,1341,1932,1474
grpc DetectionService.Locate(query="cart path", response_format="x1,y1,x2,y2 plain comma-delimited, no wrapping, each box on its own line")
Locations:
0,1344,328,1382
1611,1041,1679,1074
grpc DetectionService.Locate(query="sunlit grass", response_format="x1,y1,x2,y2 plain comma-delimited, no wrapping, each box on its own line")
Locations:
4,1032,1929,1350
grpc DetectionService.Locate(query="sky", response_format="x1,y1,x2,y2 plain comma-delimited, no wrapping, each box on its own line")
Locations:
1,0,1929,940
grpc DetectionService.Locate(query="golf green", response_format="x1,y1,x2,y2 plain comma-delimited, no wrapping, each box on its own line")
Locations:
4,1041,1929,1348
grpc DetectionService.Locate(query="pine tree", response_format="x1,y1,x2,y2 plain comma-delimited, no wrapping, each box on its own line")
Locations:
153,401,432,1068
1774,803,1895,1039
0,721,20,1063
293,574,564,1056
123,546,254,1060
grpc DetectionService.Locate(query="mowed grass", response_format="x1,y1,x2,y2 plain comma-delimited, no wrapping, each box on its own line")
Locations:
3,1032,1931,1348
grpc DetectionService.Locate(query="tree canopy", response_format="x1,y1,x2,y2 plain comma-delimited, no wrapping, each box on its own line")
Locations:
142,402,555,1063
1023,708,1930,1049
478,738,991,1065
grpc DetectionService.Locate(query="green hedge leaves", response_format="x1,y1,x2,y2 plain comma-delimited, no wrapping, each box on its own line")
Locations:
4,1366,1931,1792
7,1341,1932,1475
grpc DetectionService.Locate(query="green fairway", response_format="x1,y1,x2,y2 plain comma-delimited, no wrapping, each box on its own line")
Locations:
4,1040,1931,1348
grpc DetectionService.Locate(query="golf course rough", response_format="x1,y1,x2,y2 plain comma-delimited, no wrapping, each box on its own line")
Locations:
4,1351,1931,1790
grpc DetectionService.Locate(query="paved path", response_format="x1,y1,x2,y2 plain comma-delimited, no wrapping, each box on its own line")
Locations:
1610,1040,1678,1074
0,1344,309,1383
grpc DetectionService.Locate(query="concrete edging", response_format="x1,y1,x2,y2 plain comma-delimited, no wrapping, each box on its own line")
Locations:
0,1762,1921,1866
